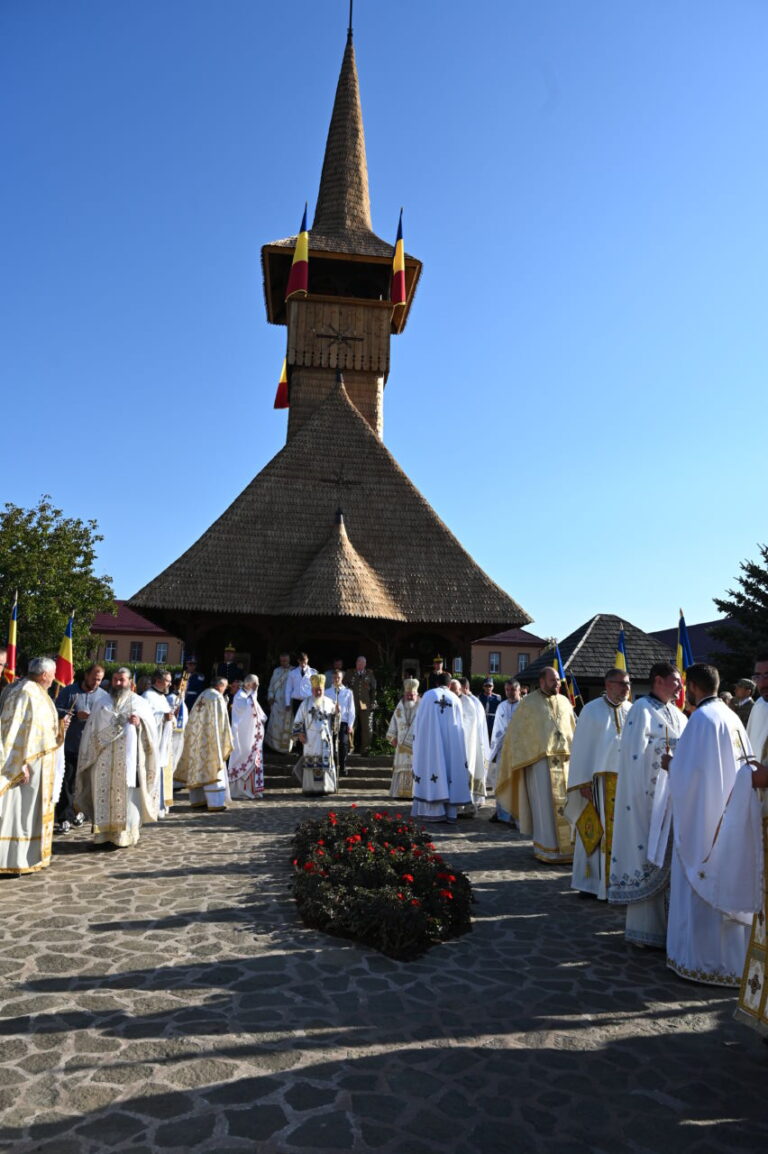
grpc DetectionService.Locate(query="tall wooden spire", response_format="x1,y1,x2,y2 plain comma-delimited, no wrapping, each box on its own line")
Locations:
312,29,373,242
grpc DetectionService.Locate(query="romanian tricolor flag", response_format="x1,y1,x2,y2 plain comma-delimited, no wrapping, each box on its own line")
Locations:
390,208,406,308
274,357,289,410
55,612,75,687
615,625,629,673
285,203,309,301
675,610,694,710
568,668,583,708
553,643,576,705
4,592,17,683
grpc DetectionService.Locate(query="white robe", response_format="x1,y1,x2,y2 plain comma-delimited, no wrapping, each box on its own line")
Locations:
142,688,174,814
292,695,336,795
387,699,419,799
76,692,159,847
565,696,630,899
608,695,687,947
747,696,768,762
666,698,754,986
229,688,267,799
460,694,490,808
265,665,293,753
411,687,471,824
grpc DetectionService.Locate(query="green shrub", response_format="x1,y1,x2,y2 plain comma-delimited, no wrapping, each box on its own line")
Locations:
292,806,472,960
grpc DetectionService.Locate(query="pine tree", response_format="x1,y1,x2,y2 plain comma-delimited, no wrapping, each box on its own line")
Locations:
711,544,768,684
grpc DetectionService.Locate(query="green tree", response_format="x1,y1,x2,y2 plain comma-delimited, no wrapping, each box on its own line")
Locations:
0,495,115,672
711,543,768,684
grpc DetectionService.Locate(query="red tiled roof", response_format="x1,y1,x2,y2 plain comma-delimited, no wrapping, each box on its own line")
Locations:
472,628,548,647
91,600,170,637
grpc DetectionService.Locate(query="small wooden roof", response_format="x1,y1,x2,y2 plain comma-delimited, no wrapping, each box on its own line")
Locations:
518,614,674,682
129,379,530,628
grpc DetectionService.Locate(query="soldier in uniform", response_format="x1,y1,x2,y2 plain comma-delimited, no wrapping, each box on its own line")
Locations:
347,656,377,756
216,644,245,683
183,656,207,712
428,655,447,690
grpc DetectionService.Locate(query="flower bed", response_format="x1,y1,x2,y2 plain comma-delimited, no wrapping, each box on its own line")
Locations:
291,806,472,960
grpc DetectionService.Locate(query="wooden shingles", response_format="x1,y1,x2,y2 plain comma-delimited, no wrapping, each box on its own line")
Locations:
130,381,530,628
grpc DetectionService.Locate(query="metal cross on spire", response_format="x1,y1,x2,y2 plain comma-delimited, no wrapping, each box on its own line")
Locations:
348,0,354,39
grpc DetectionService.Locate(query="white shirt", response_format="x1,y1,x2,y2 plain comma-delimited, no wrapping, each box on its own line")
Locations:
325,684,356,726
285,665,318,707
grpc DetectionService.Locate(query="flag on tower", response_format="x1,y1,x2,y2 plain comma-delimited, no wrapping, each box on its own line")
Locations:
675,610,694,709
274,357,289,409
55,612,75,687
285,204,309,301
390,208,406,308
4,593,17,684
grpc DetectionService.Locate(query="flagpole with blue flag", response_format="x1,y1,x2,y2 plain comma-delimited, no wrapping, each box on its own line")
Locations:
675,609,694,709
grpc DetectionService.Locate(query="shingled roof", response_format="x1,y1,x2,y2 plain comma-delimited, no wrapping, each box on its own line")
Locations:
518,614,674,682
130,379,530,627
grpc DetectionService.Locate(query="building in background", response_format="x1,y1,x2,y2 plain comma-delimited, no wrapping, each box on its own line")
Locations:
91,601,183,667
471,628,548,678
519,614,674,703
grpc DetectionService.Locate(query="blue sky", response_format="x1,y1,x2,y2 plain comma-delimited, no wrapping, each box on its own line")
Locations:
2,0,766,642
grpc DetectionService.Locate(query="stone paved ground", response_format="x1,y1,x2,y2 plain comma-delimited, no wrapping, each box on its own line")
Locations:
1,782,767,1154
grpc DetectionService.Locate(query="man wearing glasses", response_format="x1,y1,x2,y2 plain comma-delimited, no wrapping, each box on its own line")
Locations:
565,668,632,899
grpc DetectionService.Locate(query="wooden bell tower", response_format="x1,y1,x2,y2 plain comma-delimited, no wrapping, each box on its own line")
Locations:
261,27,421,443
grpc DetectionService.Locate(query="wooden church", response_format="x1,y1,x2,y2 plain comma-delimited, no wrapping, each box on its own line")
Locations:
129,23,531,682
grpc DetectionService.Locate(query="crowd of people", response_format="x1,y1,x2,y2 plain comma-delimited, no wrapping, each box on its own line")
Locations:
1,639,766,1038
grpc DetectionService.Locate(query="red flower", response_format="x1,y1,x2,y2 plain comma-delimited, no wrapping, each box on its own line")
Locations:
396,893,405,900
351,803,358,809
304,862,315,872
439,889,454,899
411,899,421,907
292,858,298,866
317,839,325,845
401,874,414,884
395,813,403,819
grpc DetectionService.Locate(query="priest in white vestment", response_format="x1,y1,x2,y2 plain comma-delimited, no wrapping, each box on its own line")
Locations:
662,664,754,986
565,668,631,898
0,659,68,874
175,679,233,810
489,680,522,822
608,661,686,947
735,655,768,1032
168,678,188,777
386,679,420,799
411,673,470,824
75,667,159,847
496,667,576,863
459,678,490,809
229,674,267,799
292,674,336,795
266,654,294,754
142,670,175,816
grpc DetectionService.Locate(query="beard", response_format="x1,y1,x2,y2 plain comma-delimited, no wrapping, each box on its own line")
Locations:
110,686,132,711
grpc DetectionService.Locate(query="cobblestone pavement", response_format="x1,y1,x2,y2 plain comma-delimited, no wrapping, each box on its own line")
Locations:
1,783,767,1154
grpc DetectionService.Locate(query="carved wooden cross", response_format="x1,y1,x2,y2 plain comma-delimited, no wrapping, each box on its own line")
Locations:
313,324,364,351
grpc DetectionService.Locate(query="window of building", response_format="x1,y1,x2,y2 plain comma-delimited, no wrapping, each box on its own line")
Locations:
155,642,168,664
104,640,117,661
129,642,143,663
453,657,463,674
489,651,501,674
517,653,530,673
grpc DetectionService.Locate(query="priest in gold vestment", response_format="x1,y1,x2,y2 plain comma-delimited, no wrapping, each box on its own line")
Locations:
75,667,159,847
175,679,233,810
0,658,68,875
496,666,576,863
